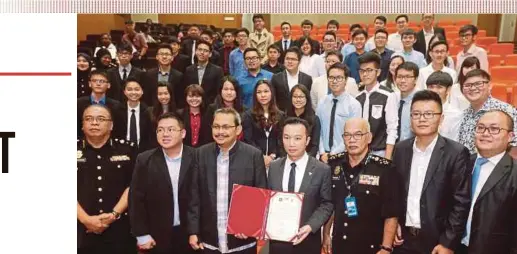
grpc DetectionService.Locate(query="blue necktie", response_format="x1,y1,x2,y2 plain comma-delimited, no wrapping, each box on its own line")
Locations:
471,157,489,196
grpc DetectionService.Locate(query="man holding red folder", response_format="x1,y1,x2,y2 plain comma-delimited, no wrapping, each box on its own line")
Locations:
267,117,334,254
188,108,268,254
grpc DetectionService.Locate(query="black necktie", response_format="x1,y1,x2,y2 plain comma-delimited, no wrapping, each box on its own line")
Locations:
122,68,127,81
130,109,137,143
329,99,338,151
284,40,288,51
397,100,405,142
288,162,296,192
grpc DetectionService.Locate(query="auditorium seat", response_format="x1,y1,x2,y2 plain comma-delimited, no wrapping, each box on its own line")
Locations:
487,55,503,67
504,54,517,66
476,37,498,47
490,66,517,83
491,83,511,103
488,43,514,55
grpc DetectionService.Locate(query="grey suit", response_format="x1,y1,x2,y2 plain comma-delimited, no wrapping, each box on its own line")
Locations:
267,155,333,254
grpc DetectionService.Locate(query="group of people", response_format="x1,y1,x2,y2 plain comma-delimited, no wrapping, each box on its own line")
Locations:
77,13,517,254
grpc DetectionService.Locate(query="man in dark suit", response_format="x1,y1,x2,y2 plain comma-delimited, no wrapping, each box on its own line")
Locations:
116,78,153,152
144,44,185,108
184,41,224,105
300,19,321,55
200,29,222,67
413,14,447,56
168,36,190,74
77,70,122,138
274,21,298,64
130,112,196,254
181,24,201,65
267,117,333,254
457,110,517,254
188,107,267,254
392,90,471,254
107,43,145,101
271,47,312,112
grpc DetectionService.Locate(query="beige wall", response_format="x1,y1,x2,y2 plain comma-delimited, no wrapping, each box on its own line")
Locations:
131,14,159,23
270,14,478,27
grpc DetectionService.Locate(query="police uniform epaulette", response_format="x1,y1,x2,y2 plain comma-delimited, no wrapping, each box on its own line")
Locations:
112,138,136,148
368,154,392,166
328,152,346,162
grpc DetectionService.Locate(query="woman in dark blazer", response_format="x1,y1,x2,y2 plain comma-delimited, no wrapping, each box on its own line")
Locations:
242,79,285,169
177,84,206,148
280,84,320,157
201,76,246,144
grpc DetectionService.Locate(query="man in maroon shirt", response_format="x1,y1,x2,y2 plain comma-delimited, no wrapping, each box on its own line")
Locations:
218,29,236,75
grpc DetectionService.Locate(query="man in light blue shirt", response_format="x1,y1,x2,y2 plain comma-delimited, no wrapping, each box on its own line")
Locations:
340,24,373,59
316,63,362,162
236,48,273,108
396,29,427,68
394,61,420,141
229,28,250,78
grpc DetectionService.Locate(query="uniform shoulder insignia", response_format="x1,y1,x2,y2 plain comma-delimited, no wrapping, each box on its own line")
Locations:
328,152,345,162
369,154,392,166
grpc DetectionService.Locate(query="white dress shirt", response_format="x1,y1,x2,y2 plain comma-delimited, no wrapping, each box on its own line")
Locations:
126,103,141,144
282,152,309,192
439,102,463,141
423,28,435,52
286,70,300,92
449,83,471,111
300,55,326,78
119,64,132,80
387,33,403,52
416,64,458,91
405,135,439,228
461,151,505,246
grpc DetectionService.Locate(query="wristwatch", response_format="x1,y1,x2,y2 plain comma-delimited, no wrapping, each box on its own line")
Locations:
379,245,393,253
111,211,121,220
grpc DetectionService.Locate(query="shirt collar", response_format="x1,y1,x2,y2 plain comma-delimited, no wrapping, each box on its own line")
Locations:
423,27,434,36
478,151,506,166
286,69,299,78
413,134,439,154
128,102,140,112
90,94,106,105
286,152,309,168
119,64,132,72
364,83,380,94
163,145,183,162
217,140,238,156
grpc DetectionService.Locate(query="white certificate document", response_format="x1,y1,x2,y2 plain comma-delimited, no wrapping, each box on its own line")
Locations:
265,192,304,242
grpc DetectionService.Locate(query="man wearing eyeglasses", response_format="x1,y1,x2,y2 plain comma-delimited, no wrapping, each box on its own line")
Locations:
457,69,517,157
236,47,273,108
77,104,137,254
355,52,398,159
457,110,517,254
392,90,471,254
77,70,122,138
323,117,400,254
394,62,420,142
416,41,457,90
129,112,196,254
456,25,489,73
185,40,224,104
188,108,267,254
413,14,446,56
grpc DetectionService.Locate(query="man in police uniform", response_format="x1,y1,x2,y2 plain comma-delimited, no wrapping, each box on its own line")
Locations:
323,117,400,254
77,104,137,254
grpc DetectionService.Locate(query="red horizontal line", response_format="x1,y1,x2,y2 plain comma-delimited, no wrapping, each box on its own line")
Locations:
0,72,71,76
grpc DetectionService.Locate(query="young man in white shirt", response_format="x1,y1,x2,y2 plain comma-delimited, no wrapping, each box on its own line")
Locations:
397,29,427,68
365,15,387,51
456,25,489,73
426,71,463,141
417,40,457,90
387,14,409,52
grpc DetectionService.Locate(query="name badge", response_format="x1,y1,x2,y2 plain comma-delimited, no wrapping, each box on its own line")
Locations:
345,196,358,217
359,174,380,186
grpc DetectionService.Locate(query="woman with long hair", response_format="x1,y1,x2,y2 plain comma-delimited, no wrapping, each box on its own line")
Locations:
380,54,405,92
201,76,245,143
149,82,177,125
283,84,321,157
450,56,480,110
426,33,455,69
177,84,206,147
242,79,285,168
77,53,92,97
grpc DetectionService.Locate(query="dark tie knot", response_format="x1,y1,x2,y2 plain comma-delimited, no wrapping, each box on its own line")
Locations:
332,98,338,104
131,109,136,113
291,162,296,168
123,68,127,72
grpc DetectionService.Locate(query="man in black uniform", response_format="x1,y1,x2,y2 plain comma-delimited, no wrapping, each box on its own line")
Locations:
77,104,137,254
323,117,400,254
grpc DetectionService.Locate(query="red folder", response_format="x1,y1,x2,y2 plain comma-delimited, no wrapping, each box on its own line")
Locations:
227,184,304,242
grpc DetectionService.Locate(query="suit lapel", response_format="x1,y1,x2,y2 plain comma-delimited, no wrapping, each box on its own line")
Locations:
274,158,287,191
178,146,191,190
299,157,316,193
282,71,289,93
202,64,212,86
153,149,173,193
476,153,512,202
207,144,218,205
120,103,129,134
421,136,445,192
403,139,415,193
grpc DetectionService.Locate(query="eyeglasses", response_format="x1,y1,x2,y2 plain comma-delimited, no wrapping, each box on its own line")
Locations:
475,125,511,135
374,36,387,40
410,112,442,119
90,79,109,84
431,50,447,54
156,127,182,134
196,48,211,53
328,76,345,82
285,57,299,62
212,125,236,131
463,81,489,90
395,75,415,80
245,56,260,61
118,52,132,56
342,132,368,140
157,53,172,57
459,33,473,38
359,68,378,75
83,116,112,123
323,39,336,43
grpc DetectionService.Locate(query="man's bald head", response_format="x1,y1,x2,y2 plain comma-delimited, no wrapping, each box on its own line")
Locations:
344,117,371,133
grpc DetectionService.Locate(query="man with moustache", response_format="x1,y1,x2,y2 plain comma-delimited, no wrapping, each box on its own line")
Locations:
324,117,400,254
267,117,333,254
457,110,517,254
392,90,471,254
188,108,267,254
77,104,137,254
130,112,196,254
